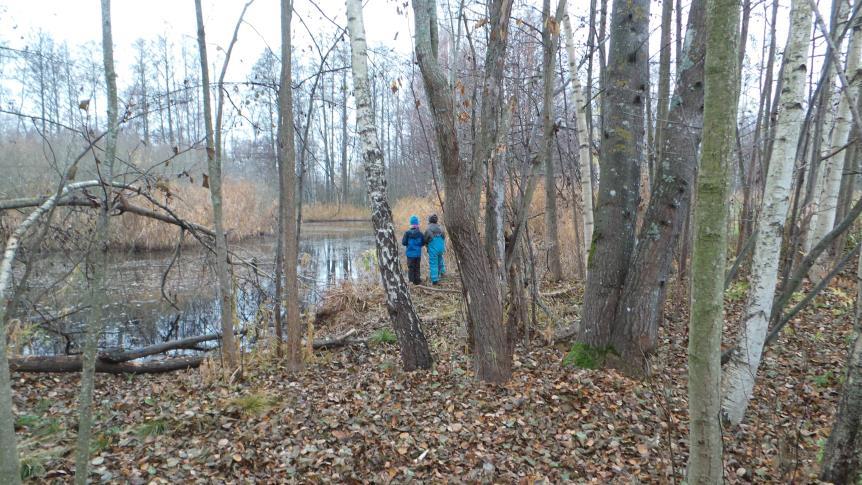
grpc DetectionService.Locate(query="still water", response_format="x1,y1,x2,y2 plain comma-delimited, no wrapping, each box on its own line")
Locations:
16,222,375,356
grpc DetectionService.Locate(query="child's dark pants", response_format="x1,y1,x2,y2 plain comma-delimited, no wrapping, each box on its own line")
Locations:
407,257,421,284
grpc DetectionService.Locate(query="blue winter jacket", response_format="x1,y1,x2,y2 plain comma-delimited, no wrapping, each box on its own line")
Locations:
402,228,425,258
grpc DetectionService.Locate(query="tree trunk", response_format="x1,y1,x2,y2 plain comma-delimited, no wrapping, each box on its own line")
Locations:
278,0,303,372
345,0,432,371
542,0,563,282
75,2,118,482
578,0,649,349
720,0,812,427
655,0,674,171
610,0,706,376
412,0,512,383
687,0,739,479
810,17,862,279
820,244,862,483
562,11,594,272
194,0,239,371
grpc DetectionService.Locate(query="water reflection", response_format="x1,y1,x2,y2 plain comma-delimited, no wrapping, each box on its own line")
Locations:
16,222,374,356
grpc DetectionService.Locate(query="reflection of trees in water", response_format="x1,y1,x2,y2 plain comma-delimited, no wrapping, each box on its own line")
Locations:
19,232,374,356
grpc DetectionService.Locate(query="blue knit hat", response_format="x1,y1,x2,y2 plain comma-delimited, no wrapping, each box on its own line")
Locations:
409,215,419,226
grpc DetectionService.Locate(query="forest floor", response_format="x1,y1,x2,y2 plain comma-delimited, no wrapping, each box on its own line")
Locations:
10,270,856,483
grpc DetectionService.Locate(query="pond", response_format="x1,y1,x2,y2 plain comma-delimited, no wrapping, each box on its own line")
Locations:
13,221,376,356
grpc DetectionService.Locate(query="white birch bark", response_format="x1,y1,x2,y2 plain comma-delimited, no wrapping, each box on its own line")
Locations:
345,0,432,370
563,11,594,265
720,0,812,426
810,20,862,278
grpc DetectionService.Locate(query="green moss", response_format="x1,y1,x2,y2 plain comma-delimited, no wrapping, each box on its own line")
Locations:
587,232,599,267
562,343,613,369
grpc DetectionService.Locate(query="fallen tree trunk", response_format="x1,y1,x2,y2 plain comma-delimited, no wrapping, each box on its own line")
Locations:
11,328,371,374
99,333,225,363
9,355,205,374
310,328,367,350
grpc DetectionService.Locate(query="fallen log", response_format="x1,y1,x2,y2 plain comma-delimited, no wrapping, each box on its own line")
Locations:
99,333,226,363
311,328,367,350
9,355,205,374
551,324,579,344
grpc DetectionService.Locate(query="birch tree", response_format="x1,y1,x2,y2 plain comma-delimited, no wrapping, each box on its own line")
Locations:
278,0,303,371
75,0,119,481
345,0,432,371
194,0,239,370
562,11,594,269
720,0,813,426
687,0,739,478
809,14,862,279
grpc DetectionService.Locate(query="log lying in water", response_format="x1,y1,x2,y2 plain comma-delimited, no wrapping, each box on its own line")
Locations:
9,355,205,374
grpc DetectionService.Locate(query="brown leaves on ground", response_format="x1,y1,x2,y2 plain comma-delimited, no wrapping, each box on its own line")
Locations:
10,275,853,483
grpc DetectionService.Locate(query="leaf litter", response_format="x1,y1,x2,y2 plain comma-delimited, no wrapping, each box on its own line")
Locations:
9,275,854,483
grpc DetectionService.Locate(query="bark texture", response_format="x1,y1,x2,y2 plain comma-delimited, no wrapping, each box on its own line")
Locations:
611,0,706,376
75,2,118,482
346,0,432,371
562,11,594,271
820,244,862,482
412,0,512,383
687,0,739,479
278,0,303,371
578,0,650,348
720,0,812,427
810,17,862,278
194,0,238,370
542,0,563,282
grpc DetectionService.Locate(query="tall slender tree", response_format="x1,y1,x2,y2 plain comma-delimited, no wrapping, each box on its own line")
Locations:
278,0,303,371
687,0,740,478
345,0,432,371
562,10,594,270
194,0,238,370
542,0,563,283
720,0,813,426
75,0,119,482
412,0,514,383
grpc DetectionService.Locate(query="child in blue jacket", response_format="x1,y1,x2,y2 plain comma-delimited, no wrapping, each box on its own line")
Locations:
424,214,446,285
401,215,425,284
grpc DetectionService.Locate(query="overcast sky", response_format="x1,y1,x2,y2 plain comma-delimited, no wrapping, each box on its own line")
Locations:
0,0,415,85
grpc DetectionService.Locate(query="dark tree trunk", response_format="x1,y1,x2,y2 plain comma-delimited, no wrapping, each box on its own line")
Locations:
579,0,650,348
609,0,706,375
412,0,513,383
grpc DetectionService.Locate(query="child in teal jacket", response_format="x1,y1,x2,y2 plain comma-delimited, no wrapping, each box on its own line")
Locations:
423,214,446,284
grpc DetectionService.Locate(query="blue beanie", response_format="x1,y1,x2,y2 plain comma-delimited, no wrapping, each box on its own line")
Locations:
409,215,419,226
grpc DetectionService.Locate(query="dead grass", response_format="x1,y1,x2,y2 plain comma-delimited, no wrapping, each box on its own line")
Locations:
302,203,368,221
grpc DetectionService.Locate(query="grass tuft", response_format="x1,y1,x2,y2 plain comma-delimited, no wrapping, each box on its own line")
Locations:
370,328,398,345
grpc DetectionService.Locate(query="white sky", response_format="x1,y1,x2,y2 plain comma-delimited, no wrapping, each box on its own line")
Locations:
0,0,413,85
